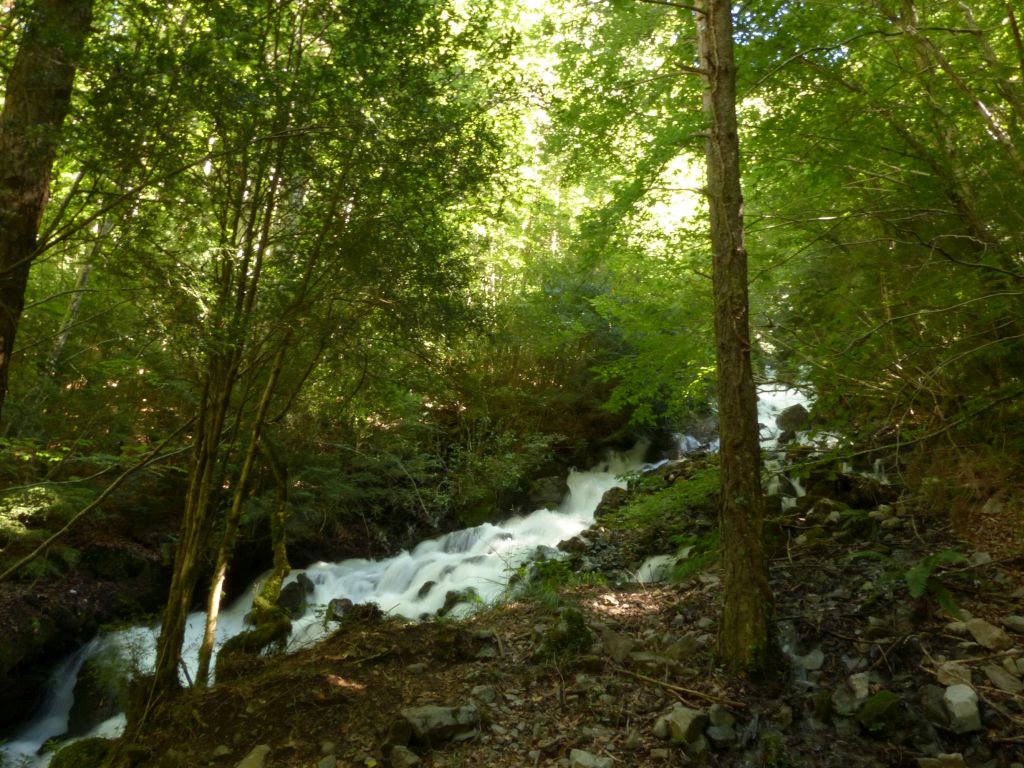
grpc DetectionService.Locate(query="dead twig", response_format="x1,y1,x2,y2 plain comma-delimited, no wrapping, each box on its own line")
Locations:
610,665,746,710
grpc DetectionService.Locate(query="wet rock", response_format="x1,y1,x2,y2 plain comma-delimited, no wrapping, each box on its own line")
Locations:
528,476,569,510
942,684,982,733
966,618,1012,650
235,745,271,768
416,581,436,599
326,597,353,622
66,654,123,738
1001,615,1024,634
594,487,629,520
439,587,479,617
398,704,480,745
654,704,709,745
776,403,809,433
569,749,614,768
277,574,313,619
981,662,1023,693
390,745,421,768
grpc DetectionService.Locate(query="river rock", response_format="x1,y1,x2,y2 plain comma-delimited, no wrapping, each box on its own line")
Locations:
594,487,629,520
966,618,1013,650
776,403,809,433
942,684,982,733
277,574,313,619
982,662,1023,693
326,597,353,622
398,704,479,745
235,745,271,768
569,749,614,768
528,476,569,509
653,704,709,744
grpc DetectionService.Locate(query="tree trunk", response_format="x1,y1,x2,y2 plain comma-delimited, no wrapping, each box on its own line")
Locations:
697,0,773,674
0,0,94,420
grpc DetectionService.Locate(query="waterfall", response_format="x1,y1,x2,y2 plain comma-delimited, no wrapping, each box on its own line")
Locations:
0,443,649,767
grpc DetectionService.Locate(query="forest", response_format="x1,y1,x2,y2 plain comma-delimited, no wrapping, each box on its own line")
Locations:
0,0,1022,767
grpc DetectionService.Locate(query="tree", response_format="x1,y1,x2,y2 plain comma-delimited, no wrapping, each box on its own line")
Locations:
0,0,94,420
697,0,771,673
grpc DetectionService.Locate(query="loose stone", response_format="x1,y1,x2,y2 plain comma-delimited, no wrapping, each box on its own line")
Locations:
942,685,982,733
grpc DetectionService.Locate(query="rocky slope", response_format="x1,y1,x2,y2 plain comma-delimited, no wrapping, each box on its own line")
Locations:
49,453,1024,768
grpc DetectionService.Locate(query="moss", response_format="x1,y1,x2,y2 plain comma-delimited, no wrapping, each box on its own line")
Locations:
603,466,719,539
542,607,593,657
215,610,291,682
857,690,901,733
49,737,113,768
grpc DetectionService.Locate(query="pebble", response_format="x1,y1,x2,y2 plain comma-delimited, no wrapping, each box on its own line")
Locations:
389,746,420,768
966,618,1013,650
569,749,613,768
936,661,971,686
942,684,982,733
800,647,825,671
317,757,337,768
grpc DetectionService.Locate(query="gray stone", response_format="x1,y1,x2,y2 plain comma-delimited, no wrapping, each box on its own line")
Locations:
936,661,971,686
969,551,992,566
649,749,670,760
654,704,709,745
943,684,982,733
663,635,700,661
919,685,949,728
982,662,1024,693
398,704,479,744
569,748,614,768
848,672,870,703
1003,657,1022,679
708,704,735,728
600,628,635,663
800,647,825,671
966,618,1013,651
706,724,737,746
235,745,271,768
916,754,968,768
1001,615,1024,634
390,745,421,768
944,621,969,636
471,684,497,704
317,757,337,768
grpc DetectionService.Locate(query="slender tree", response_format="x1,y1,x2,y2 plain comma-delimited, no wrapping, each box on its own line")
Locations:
0,0,94,419
697,0,772,673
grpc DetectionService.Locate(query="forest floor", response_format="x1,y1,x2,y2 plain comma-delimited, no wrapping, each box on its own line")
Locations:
99,457,1024,768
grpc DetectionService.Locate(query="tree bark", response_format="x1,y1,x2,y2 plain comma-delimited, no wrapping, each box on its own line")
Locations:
0,0,94,420
696,0,773,674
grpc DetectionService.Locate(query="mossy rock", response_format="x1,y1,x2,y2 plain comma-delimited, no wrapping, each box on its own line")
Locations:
542,607,593,657
50,737,113,768
857,690,901,733
215,610,291,682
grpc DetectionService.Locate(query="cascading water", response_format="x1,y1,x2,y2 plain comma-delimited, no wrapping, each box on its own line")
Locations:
0,444,649,767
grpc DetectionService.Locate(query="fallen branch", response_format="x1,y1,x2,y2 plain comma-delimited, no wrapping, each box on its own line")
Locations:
611,665,746,710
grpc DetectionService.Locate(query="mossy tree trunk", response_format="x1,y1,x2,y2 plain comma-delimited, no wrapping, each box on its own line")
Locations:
696,0,774,674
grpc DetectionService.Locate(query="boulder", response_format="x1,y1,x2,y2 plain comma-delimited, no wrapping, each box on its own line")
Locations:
66,653,123,738
528,476,568,510
942,684,982,733
397,704,480,746
50,737,113,768
653,704,709,745
277,575,313,619
594,487,629,520
326,597,353,622
439,587,479,617
775,403,809,433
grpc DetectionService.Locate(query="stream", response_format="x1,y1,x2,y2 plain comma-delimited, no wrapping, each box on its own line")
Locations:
1,443,653,767
1,384,813,767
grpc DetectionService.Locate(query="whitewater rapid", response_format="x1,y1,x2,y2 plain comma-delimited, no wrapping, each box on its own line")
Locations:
0,443,649,767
